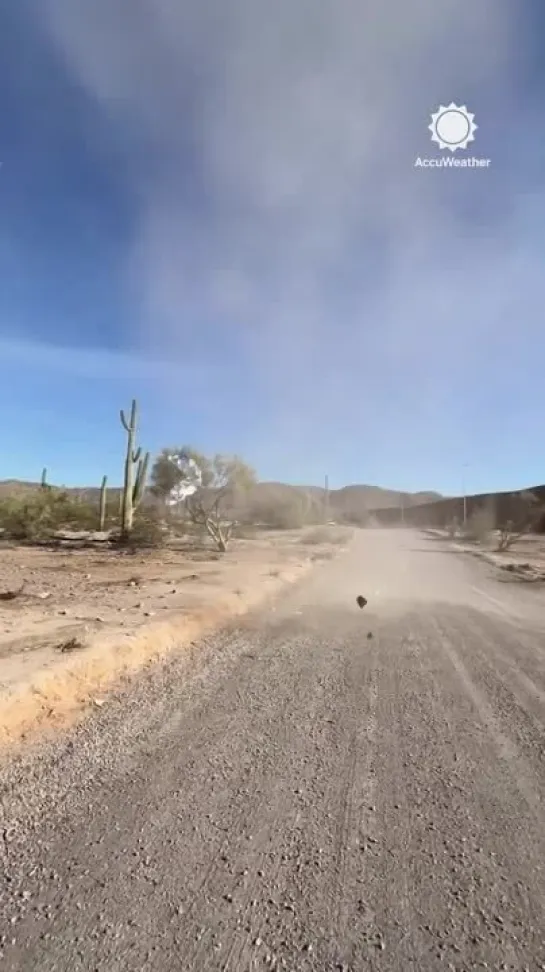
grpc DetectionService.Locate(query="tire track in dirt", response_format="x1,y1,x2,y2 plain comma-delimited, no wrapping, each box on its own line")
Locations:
181,623,381,972
366,613,433,970
175,662,322,968
328,643,379,965
430,612,545,822
357,607,545,971
3,527,545,972
427,611,545,967
1,628,332,970
194,626,380,972
446,607,545,727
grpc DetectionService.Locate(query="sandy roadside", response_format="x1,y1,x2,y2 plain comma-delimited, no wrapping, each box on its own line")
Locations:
424,528,545,582
0,527,350,750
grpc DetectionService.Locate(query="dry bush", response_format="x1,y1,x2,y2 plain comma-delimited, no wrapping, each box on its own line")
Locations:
494,492,543,552
303,525,351,545
246,497,310,530
113,511,167,549
0,492,98,542
462,507,495,544
495,493,542,551
150,448,256,552
496,520,526,552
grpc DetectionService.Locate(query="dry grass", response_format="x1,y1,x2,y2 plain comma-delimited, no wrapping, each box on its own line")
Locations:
0,528,344,751
302,525,353,545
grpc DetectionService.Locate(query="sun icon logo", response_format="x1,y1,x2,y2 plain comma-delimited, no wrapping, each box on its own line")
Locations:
429,103,477,152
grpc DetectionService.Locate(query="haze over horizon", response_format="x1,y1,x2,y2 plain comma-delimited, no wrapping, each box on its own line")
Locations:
0,1,543,496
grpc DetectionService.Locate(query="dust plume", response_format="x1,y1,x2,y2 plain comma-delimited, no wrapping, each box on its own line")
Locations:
37,0,541,479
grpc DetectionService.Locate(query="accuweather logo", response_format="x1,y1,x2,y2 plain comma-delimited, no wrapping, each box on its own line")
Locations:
414,103,491,169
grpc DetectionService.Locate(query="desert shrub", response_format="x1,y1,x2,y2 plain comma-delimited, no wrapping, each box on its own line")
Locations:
462,507,495,544
0,491,97,541
303,525,352,545
240,487,325,530
116,512,167,549
265,503,307,529
496,520,524,552
495,493,543,550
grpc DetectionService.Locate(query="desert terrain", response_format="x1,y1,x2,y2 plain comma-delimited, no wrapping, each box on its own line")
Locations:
0,527,348,747
2,527,545,970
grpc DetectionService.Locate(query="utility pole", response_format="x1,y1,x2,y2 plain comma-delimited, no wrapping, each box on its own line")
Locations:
462,463,469,526
400,492,405,526
324,474,329,524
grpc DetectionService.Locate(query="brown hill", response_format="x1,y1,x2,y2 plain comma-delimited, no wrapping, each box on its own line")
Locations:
0,480,121,503
324,484,442,517
0,478,441,521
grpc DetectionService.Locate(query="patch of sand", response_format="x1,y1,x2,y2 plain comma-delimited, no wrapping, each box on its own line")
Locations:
0,528,350,749
427,529,545,582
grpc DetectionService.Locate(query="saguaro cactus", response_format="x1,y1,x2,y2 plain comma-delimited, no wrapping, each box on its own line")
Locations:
119,399,150,538
99,475,108,531
41,467,49,490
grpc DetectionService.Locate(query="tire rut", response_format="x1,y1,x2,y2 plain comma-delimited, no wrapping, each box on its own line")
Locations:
3,529,545,972
1,629,329,970
362,608,545,971
430,611,545,823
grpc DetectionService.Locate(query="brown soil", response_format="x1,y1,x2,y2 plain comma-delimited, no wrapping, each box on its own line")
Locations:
0,528,347,747
2,529,545,970
428,529,545,583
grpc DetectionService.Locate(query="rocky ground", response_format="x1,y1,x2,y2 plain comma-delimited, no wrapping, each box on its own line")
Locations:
427,529,545,584
0,527,345,746
1,528,545,970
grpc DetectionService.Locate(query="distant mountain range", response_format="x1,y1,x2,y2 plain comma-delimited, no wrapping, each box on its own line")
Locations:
0,477,442,518
251,482,442,515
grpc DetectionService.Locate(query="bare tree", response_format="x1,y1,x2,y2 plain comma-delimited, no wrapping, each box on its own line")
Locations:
495,491,542,552
151,447,256,551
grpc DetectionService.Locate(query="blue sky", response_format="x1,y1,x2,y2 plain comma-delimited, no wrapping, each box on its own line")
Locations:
0,0,544,495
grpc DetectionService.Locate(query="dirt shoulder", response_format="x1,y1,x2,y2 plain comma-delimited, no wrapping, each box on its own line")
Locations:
423,528,545,584
0,527,350,749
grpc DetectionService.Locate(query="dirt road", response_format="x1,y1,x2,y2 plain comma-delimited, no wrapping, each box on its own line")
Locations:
2,529,545,970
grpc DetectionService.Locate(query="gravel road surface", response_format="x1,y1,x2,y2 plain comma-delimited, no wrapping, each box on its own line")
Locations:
2,528,545,971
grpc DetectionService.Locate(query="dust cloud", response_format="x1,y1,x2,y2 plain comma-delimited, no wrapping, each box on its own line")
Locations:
36,0,539,480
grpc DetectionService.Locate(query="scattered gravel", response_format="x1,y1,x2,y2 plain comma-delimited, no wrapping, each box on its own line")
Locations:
2,530,545,970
